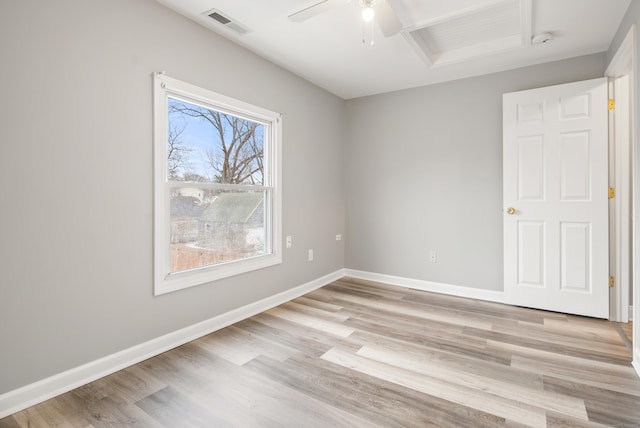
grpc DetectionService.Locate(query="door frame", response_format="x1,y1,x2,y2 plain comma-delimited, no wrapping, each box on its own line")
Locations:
605,24,635,323
607,75,631,323
604,24,638,374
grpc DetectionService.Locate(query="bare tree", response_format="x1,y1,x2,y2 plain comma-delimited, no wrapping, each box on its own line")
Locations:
168,103,263,184
167,122,192,180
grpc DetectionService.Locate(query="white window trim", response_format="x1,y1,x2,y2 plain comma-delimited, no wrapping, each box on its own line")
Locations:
153,72,282,295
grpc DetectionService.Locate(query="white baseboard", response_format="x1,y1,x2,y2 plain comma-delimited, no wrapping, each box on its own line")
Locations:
344,269,504,303
634,350,640,378
0,269,345,419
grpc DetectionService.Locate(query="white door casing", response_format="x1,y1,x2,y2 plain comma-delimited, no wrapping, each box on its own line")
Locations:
503,78,609,318
605,24,637,376
609,75,631,323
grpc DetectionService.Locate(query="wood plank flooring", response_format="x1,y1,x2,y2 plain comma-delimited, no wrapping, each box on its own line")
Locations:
1,277,639,427
619,321,633,345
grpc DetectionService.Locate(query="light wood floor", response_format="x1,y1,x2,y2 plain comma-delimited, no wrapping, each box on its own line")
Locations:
2,277,639,427
619,321,633,346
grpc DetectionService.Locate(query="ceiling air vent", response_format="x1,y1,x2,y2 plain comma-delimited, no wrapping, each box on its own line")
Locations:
203,8,250,35
209,12,231,25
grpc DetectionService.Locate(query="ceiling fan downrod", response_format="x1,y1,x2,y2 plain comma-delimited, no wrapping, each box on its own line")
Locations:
361,0,376,47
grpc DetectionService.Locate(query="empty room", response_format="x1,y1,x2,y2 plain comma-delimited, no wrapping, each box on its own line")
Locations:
1,0,640,426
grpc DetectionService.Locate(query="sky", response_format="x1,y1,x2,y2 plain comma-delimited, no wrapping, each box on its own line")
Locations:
167,96,266,184
168,97,221,181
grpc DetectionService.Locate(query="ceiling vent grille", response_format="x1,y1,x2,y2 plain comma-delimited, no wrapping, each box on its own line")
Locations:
203,9,250,35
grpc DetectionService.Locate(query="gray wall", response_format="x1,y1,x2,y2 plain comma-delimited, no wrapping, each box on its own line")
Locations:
0,0,345,394
344,54,607,291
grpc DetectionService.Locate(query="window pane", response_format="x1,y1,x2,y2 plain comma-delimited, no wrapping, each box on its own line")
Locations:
167,97,265,185
170,188,267,273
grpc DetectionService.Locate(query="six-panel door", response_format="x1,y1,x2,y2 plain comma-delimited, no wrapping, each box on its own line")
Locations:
503,78,609,318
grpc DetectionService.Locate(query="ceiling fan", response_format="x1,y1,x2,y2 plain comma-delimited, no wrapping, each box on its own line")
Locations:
288,0,403,38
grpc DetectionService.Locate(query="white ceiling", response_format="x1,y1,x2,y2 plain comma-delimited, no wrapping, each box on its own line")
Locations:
155,0,630,99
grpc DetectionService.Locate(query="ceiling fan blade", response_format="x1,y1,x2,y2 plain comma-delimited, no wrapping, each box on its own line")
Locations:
288,0,333,22
376,0,402,37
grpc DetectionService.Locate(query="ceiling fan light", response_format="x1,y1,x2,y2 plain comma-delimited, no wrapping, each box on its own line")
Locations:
362,6,375,22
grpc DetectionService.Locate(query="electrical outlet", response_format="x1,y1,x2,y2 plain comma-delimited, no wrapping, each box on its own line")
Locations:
336,234,342,241
308,249,314,261
429,250,437,263
286,235,292,248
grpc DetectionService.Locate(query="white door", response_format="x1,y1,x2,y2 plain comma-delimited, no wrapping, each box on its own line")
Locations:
503,78,609,318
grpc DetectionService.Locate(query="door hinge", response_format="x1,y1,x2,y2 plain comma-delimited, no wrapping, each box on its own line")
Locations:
608,98,615,111
609,187,615,199
609,276,615,288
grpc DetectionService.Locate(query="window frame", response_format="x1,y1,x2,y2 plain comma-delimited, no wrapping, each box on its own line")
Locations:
153,73,282,295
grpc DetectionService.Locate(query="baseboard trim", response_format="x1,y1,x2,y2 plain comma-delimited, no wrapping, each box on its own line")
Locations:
0,269,345,419
633,350,640,378
344,269,504,303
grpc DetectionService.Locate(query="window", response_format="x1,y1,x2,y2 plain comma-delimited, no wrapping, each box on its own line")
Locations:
153,73,281,295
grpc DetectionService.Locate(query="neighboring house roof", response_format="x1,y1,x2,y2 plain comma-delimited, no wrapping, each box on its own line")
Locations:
200,192,263,224
170,195,204,218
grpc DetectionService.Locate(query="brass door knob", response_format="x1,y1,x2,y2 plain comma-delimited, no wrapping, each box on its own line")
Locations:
506,207,516,215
